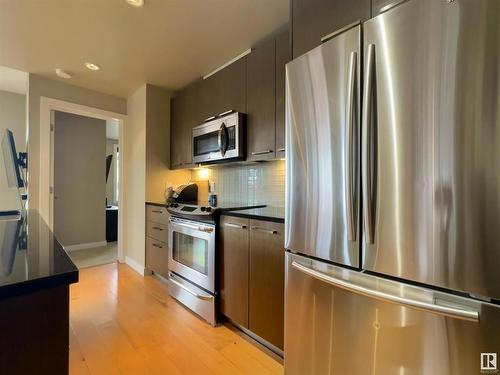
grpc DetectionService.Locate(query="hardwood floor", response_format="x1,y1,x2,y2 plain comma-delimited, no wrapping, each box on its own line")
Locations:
69,262,284,375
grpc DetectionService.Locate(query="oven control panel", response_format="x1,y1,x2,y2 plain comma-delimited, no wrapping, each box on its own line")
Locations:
167,203,217,219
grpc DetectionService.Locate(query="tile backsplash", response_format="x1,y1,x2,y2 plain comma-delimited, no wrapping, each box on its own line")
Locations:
191,160,285,208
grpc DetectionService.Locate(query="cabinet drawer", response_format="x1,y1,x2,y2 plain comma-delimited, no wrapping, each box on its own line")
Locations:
146,221,168,243
146,204,169,225
146,237,169,278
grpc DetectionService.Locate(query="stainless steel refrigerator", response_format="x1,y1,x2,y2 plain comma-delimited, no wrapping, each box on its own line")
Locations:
284,0,500,373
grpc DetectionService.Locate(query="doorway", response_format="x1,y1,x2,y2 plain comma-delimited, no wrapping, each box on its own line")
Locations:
39,97,126,265
52,111,119,269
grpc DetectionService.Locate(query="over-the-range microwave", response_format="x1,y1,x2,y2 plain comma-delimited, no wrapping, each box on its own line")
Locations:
192,111,245,164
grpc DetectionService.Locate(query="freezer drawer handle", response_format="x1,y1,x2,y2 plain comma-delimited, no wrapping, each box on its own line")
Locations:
291,261,479,323
169,276,214,301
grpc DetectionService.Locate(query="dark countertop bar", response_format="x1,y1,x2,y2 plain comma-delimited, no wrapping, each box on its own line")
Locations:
222,206,285,223
0,210,79,299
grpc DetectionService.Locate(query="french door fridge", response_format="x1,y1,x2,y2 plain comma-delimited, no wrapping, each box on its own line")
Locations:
285,0,500,374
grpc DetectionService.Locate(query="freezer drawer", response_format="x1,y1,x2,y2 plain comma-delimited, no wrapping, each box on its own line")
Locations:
285,252,500,375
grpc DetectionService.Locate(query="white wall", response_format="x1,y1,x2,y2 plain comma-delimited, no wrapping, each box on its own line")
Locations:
27,74,127,213
145,85,191,202
123,85,147,267
0,90,26,211
123,84,191,270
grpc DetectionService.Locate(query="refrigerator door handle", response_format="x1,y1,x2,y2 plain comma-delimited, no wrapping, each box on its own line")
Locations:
345,51,357,242
362,44,376,244
291,260,480,323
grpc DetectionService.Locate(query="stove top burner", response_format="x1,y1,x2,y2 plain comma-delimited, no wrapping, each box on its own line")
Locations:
167,203,218,222
167,202,266,222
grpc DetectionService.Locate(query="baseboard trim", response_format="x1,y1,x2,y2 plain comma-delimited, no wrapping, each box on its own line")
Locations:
65,241,107,252
125,256,147,276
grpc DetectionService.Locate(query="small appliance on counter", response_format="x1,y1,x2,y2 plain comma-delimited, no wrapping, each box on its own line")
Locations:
170,183,198,203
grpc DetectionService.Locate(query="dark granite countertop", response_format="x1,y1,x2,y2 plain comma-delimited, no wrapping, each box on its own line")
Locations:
222,206,285,223
146,200,284,222
0,210,78,299
146,201,167,207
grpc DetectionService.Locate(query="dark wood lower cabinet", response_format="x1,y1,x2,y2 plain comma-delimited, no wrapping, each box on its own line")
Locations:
220,216,285,351
0,285,70,374
220,216,250,328
249,220,284,350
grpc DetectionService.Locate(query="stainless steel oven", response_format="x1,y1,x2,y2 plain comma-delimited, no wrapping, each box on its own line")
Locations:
168,216,216,325
192,111,245,164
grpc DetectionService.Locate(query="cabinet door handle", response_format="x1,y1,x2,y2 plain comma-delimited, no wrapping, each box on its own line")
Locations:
151,210,163,214
224,223,247,229
251,150,273,156
152,226,164,231
152,243,163,249
277,147,285,152
251,226,278,235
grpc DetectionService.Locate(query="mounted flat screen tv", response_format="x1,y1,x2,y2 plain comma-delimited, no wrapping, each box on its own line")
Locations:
2,129,24,189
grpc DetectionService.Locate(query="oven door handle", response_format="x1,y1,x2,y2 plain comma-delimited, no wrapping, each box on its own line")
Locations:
172,221,214,233
169,277,214,301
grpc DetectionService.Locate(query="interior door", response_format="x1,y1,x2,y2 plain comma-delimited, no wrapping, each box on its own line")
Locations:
361,0,500,299
285,25,361,267
53,111,106,247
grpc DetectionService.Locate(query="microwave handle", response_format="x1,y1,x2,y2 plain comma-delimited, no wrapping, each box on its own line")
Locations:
218,123,229,156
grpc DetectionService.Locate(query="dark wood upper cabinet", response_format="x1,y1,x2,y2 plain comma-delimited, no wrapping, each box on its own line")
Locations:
198,58,246,123
217,57,247,116
170,81,198,169
275,28,291,159
249,220,285,350
246,37,276,161
220,216,250,328
292,0,370,58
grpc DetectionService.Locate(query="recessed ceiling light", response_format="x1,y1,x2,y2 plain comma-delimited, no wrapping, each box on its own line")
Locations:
55,68,72,79
126,0,144,7
85,62,100,71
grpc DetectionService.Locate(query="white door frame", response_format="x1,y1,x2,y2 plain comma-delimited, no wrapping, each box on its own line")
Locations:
39,97,126,263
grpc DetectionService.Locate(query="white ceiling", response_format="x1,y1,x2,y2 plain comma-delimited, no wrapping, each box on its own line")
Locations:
0,0,289,98
0,66,28,95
